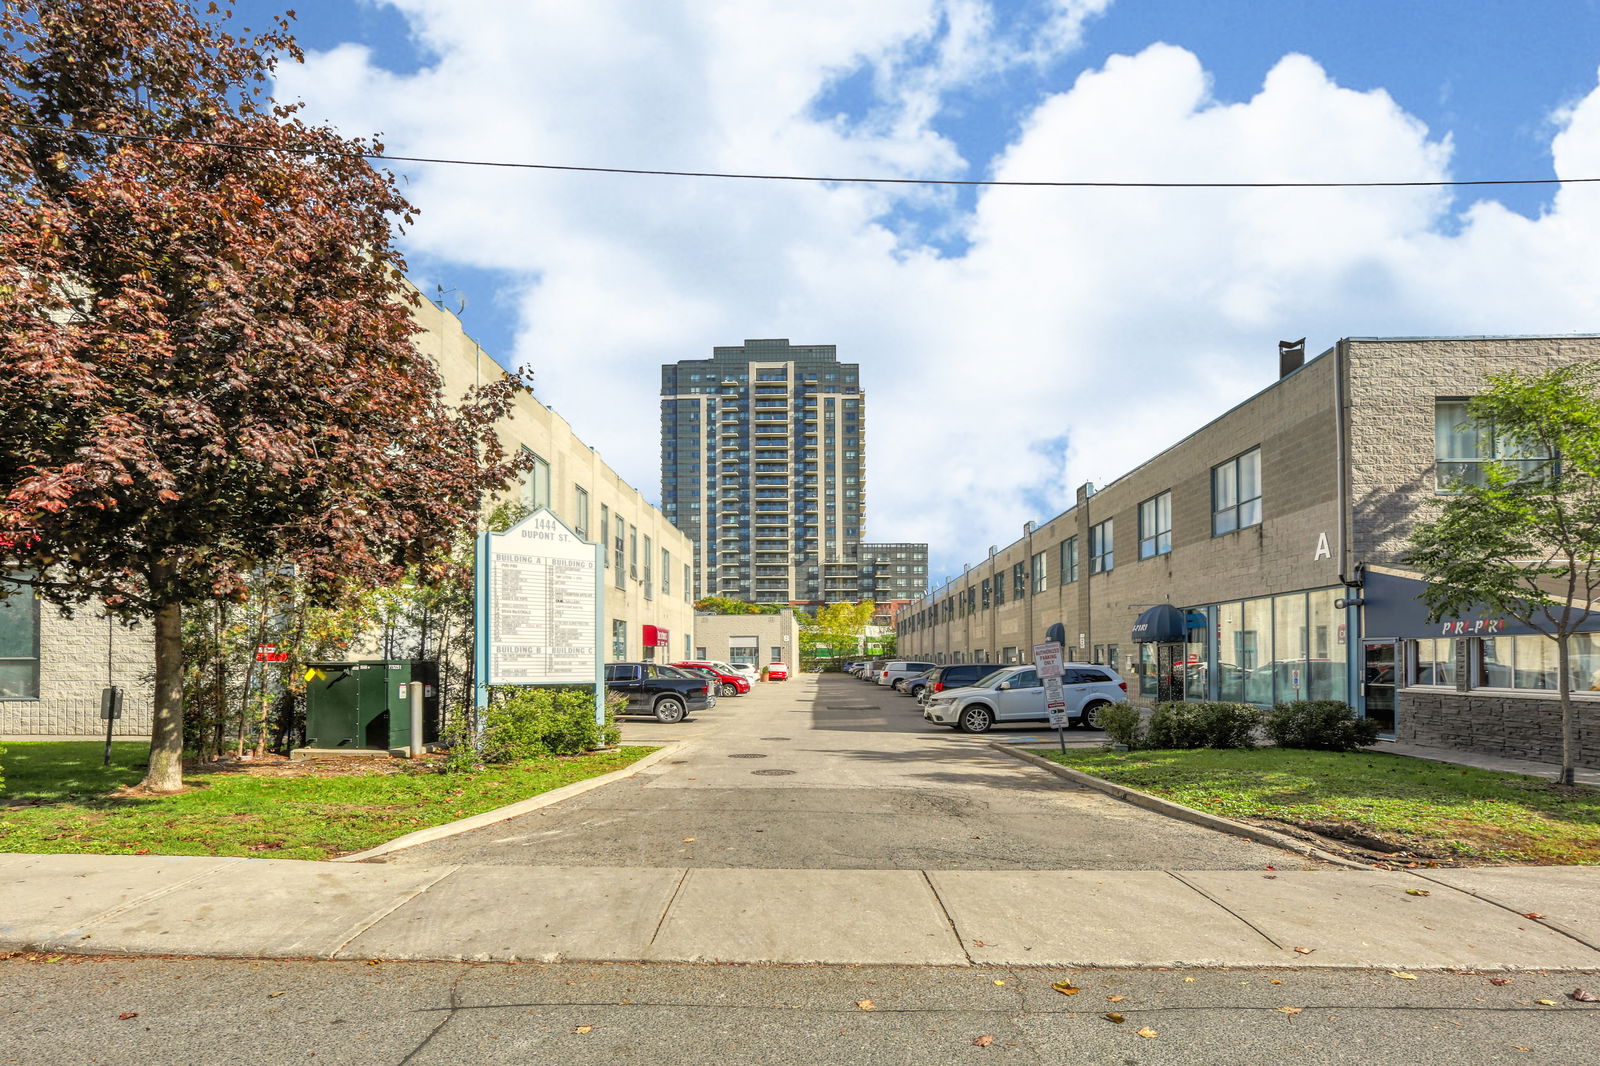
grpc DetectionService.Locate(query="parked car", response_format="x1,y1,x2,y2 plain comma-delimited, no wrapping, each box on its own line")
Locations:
604,662,714,723
724,662,761,685
672,662,751,697
912,663,1006,703
922,663,1126,733
879,660,937,690
766,661,789,681
859,659,888,683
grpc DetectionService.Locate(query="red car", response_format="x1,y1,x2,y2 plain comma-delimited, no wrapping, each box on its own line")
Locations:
671,662,751,697
765,661,789,681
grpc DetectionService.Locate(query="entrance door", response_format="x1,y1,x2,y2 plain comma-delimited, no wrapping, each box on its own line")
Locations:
1362,641,1396,733
1156,644,1185,702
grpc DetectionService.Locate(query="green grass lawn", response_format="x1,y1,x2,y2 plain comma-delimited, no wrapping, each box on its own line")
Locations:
0,741,653,861
1044,747,1600,865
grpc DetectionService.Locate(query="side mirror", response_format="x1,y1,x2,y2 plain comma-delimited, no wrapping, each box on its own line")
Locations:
998,681,1011,690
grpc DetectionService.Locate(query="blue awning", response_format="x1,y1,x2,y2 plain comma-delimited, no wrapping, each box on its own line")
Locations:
1131,604,1187,643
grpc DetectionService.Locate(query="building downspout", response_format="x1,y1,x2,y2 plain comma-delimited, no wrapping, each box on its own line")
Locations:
1333,339,1364,712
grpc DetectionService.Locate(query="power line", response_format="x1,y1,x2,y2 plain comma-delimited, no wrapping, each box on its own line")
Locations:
7,118,1597,190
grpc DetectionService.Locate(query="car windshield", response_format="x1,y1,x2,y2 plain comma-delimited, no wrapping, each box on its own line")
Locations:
657,666,695,678
971,669,1010,688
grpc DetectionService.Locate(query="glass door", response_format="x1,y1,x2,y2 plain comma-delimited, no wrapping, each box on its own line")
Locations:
1156,644,1185,702
1362,641,1396,733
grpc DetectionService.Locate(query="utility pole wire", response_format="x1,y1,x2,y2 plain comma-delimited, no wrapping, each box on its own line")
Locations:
7,119,1598,189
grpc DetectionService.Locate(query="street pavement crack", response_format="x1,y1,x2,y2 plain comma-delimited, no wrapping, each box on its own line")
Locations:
649,868,692,946
396,964,471,1066
921,869,976,965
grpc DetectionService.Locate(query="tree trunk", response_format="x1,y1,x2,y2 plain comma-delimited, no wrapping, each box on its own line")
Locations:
140,593,186,793
1557,634,1576,786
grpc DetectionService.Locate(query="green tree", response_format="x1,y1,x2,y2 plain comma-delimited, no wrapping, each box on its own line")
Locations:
0,2,525,791
693,596,783,615
1406,361,1600,786
802,601,876,666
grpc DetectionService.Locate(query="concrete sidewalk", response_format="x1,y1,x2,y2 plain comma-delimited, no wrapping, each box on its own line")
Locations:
3,853,1597,971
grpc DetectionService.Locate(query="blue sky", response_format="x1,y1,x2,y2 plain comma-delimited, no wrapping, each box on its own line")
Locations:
233,1,1600,584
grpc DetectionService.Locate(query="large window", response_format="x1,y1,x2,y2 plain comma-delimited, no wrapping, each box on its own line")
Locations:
1059,537,1078,584
684,563,692,602
661,548,671,596
1090,519,1114,574
629,526,639,579
1138,491,1172,559
1214,589,1346,705
574,486,590,539
613,522,626,589
0,578,40,699
643,535,653,599
611,619,627,660
1212,447,1262,535
981,578,991,609
1012,562,1027,598
600,505,610,567
1435,399,1552,491
1410,637,1456,687
520,448,551,511
1031,551,1047,593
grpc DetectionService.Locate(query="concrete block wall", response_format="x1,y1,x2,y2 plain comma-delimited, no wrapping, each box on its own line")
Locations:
1,606,153,736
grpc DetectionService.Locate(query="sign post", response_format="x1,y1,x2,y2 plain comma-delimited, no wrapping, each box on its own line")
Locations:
1034,640,1068,753
474,509,605,740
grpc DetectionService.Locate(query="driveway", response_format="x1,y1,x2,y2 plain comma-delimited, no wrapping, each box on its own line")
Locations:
385,673,1324,871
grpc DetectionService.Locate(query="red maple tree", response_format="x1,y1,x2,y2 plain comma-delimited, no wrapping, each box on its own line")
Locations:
0,1,527,790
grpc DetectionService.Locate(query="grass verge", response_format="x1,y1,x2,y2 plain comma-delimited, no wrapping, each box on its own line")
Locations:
0,741,654,861
1043,747,1600,865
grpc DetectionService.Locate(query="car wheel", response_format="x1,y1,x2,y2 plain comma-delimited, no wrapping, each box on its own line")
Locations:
958,705,994,733
1081,701,1108,730
654,697,686,724
720,683,737,697
891,679,905,692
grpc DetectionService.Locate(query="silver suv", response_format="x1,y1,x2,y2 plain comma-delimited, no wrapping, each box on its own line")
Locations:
923,663,1126,733
878,660,937,690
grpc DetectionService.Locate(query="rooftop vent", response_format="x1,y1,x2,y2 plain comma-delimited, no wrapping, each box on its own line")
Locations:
1279,338,1306,378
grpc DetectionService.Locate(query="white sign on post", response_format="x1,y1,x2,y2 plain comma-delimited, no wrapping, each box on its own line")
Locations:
1035,641,1069,729
485,509,599,685
1033,642,1064,679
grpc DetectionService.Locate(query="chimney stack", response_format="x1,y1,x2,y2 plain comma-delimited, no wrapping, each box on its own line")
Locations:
1278,337,1306,378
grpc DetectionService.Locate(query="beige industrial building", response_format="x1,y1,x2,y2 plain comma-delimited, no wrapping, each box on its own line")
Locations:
690,610,803,672
897,335,1600,768
2,286,695,737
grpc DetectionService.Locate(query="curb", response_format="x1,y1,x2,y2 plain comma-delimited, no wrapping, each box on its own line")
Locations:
989,742,1375,870
332,742,687,863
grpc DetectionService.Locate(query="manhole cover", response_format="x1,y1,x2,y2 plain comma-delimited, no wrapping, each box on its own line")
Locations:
751,768,797,776
727,753,768,759
760,737,791,741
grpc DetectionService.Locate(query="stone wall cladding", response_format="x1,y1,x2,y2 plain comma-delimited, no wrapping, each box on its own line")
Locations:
1345,336,1600,564
1400,689,1600,768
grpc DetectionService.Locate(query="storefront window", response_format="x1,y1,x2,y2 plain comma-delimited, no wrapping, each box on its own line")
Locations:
1478,634,1559,690
1139,644,1158,698
1216,602,1244,702
1410,637,1455,687
1572,634,1600,693
1272,593,1308,704
1305,588,1347,702
1242,599,1272,705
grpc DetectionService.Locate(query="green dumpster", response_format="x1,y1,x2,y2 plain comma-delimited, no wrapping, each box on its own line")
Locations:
303,660,440,751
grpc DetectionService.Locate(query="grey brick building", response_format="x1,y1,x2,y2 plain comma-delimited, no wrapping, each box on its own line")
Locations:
660,339,927,606
897,335,1600,768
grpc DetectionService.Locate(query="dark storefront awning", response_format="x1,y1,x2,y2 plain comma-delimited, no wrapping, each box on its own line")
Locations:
1361,567,1600,639
1131,604,1187,643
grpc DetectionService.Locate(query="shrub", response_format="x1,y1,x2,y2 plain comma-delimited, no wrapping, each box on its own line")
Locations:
1266,700,1382,752
1097,702,1144,749
1146,701,1263,749
481,687,620,762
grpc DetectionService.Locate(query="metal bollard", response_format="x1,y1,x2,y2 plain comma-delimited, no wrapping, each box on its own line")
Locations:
409,681,424,758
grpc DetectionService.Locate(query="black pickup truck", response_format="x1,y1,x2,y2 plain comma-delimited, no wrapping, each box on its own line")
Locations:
604,662,714,723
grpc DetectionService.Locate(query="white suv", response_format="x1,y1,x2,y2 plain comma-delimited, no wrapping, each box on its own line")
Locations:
878,660,937,690
923,663,1126,733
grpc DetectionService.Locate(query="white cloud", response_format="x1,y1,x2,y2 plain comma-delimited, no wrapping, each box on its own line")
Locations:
274,5,1600,586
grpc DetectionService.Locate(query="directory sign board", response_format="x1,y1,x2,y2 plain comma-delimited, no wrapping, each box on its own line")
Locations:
483,509,600,685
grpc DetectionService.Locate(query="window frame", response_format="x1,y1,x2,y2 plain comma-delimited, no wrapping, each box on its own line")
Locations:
1138,490,1172,559
1059,536,1078,584
1434,398,1555,493
1089,519,1114,574
0,575,41,700
574,485,590,539
1211,447,1262,536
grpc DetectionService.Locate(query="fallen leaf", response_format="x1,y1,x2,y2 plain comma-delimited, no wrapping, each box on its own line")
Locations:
1107,995,1126,1003
1389,971,1418,980
1523,912,1546,920
1104,1012,1125,1024
1490,977,1513,986
1513,1046,1532,1052
1536,999,1557,1006
856,1000,875,1011
1136,1027,1158,1038
118,1013,138,1021
682,838,696,843
1052,982,1082,996
1264,865,1275,870
366,959,380,966
1183,977,1195,982
1572,988,1600,1002
1293,947,1315,955
572,1025,594,1034
971,939,987,947
268,992,287,998
1276,1006,1303,1015
1270,980,1283,985
1264,874,1278,879
973,1034,994,1047
993,980,1005,986
1405,889,1431,896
